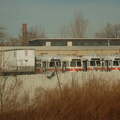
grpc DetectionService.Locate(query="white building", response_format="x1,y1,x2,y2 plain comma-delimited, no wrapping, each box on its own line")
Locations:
0,49,35,74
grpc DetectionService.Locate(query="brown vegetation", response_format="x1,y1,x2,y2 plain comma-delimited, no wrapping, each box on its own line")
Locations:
0,77,120,120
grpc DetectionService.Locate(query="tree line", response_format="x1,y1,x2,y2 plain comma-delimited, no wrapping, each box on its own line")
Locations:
0,12,120,46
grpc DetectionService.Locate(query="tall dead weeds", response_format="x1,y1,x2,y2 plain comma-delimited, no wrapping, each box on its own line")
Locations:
0,75,120,120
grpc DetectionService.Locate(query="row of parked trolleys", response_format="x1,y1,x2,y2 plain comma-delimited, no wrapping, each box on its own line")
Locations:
1,50,120,75
35,54,120,74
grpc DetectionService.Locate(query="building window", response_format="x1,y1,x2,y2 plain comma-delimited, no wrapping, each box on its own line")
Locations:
39,41,45,46
51,41,67,46
110,40,120,45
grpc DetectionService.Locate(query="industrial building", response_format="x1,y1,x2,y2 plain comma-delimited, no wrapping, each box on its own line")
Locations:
17,24,120,55
1,23,120,56
29,38,120,46
27,38,120,55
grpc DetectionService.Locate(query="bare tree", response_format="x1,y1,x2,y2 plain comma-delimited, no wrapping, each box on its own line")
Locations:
0,25,23,46
59,25,69,38
3,24,48,46
112,24,120,38
27,25,47,41
95,23,120,38
70,12,88,38
6,36,23,46
59,12,88,38
0,26,7,45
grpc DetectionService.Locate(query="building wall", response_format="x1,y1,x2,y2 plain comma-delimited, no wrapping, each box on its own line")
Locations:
35,49,120,56
0,46,120,56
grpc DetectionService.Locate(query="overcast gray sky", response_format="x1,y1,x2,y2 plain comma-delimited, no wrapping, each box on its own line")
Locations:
0,0,120,37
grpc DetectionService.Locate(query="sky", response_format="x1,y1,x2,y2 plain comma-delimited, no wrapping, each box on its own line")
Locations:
0,0,120,38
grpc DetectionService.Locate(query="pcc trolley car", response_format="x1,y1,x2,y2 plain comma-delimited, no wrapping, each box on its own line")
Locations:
35,55,83,73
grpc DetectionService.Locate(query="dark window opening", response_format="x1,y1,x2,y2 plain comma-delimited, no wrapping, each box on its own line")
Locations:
90,61,95,66
70,61,76,67
56,62,61,67
96,61,101,66
113,61,119,66
77,62,81,67
50,62,55,67
51,41,67,46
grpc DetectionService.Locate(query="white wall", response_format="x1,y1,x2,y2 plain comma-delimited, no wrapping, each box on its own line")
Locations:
17,50,35,67
1,50,35,72
3,51,17,71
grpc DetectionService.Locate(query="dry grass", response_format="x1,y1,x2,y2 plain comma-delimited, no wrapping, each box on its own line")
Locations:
0,76,120,120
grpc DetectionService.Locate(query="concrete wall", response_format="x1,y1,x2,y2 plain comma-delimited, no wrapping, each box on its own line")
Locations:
0,71,120,98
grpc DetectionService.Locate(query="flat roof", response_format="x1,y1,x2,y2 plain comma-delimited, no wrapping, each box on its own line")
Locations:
0,49,35,52
29,38,120,41
0,46,120,51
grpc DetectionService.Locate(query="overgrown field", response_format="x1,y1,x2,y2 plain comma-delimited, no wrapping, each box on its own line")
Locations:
0,76,120,120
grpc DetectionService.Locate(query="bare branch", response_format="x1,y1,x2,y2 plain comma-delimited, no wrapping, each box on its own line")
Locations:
95,23,120,38
27,25,47,41
59,12,88,38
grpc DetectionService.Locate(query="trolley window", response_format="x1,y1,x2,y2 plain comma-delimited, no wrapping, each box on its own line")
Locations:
62,61,69,67
113,61,119,66
50,62,55,67
70,61,76,67
77,62,81,67
90,61,95,66
56,62,61,67
96,61,101,66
